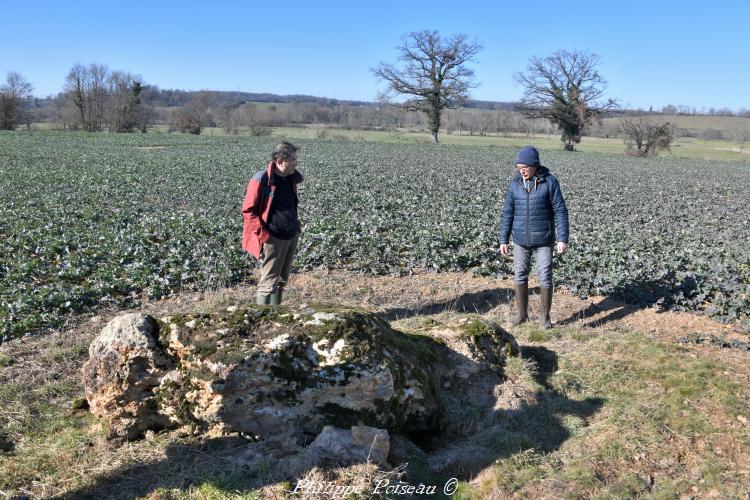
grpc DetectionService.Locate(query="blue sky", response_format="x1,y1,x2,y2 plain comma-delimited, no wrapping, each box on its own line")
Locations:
2,0,748,111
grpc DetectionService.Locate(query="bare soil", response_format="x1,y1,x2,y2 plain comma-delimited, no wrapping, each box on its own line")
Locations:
3,268,747,402
1,269,749,498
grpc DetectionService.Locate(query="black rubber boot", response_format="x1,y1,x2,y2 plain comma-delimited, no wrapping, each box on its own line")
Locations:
539,287,553,329
269,289,283,306
512,283,529,326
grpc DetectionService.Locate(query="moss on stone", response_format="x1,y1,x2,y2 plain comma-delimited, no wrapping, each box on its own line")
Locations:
306,303,369,315
212,350,249,366
192,337,219,358
460,318,490,339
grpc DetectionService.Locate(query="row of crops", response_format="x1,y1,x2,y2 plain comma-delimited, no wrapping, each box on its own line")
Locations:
1,131,749,341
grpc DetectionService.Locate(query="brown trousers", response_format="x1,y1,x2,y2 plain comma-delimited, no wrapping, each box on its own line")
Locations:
257,232,299,296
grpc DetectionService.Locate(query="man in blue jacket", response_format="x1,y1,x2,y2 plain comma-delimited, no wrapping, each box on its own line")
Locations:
499,145,569,329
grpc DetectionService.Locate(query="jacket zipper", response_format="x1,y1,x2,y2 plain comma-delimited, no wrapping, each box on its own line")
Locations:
526,181,531,246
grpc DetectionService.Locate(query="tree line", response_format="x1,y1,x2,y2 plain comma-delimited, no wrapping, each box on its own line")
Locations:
2,31,748,155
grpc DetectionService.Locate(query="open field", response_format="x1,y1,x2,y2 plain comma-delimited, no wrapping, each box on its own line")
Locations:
1,131,749,341
196,125,750,162
1,131,749,498
24,119,750,162
602,114,750,137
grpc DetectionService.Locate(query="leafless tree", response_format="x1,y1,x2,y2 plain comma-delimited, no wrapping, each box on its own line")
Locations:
238,104,271,136
0,71,34,130
64,63,110,132
373,30,481,143
618,116,674,156
218,103,240,135
515,50,618,150
494,107,512,137
107,71,143,132
734,121,747,152
170,92,216,134
134,84,159,132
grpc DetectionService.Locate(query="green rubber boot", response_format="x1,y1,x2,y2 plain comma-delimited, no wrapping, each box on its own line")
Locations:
256,293,271,305
269,289,283,306
512,283,529,326
539,287,553,330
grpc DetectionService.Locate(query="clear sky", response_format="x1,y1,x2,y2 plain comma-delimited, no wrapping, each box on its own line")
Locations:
2,0,748,111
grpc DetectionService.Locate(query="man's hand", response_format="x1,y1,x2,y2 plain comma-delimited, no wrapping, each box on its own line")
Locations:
556,241,569,255
500,244,510,256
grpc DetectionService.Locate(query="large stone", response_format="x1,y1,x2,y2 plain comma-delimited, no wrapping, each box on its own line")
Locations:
83,304,518,446
82,313,176,439
310,425,390,467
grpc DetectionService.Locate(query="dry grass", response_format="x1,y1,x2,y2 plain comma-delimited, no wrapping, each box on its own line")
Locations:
1,272,749,498
468,326,750,498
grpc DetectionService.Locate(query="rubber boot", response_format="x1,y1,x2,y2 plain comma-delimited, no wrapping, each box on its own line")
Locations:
539,287,553,330
512,283,529,326
256,293,271,305
269,289,283,306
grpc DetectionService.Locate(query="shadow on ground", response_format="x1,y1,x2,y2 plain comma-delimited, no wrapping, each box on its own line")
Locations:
557,274,697,328
62,344,604,499
379,287,513,321
413,345,604,481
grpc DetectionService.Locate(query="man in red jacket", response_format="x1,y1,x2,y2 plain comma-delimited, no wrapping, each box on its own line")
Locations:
242,142,303,305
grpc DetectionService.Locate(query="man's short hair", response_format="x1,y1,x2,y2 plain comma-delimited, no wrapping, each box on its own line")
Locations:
271,141,298,161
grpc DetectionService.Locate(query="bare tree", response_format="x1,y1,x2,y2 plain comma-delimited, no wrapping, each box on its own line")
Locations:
618,116,674,156
169,91,215,134
734,121,747,152
65,63,109,132
107,71,143,132
218,103,240,135
238,103,271,136
171,107,201,134
134,84,159,132
0,71,34,130
515,50,618,150
495,107,512,137
373,30,481,143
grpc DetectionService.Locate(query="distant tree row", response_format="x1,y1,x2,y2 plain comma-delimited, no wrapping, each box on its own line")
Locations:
0,72,34,130
3,50,747,155
61,63,159,132
659,104,750,117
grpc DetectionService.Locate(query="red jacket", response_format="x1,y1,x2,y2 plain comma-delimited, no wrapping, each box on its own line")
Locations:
241,162,303,259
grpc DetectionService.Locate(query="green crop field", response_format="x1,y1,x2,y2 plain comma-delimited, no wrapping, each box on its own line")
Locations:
1,131,749,341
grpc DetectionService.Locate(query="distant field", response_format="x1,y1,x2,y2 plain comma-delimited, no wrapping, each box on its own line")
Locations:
1,131,749,341
183,125,750,162
604,114,750,135
27,111,750,162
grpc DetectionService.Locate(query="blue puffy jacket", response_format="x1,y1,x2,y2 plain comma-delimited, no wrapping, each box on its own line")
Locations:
499,166,569,247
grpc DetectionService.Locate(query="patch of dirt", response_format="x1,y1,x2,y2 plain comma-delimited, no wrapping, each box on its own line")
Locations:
714,147,750,154
2,269,749,498
2,269,747,374
289,270,750,387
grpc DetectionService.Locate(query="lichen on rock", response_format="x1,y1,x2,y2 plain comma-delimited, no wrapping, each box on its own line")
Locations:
82,302,519,463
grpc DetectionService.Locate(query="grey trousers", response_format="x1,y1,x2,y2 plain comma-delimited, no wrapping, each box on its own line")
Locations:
257,232,299,296
513,243,553,288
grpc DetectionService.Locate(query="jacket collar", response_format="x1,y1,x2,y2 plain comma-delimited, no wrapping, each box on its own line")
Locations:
513,165,549,183
266,161,303,186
